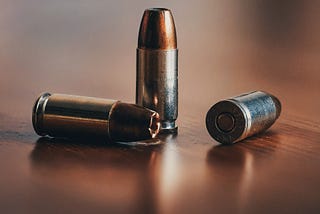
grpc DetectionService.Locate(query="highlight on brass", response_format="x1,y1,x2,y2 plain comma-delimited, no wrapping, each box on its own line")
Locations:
32,93,161,142
205,91,281,144
136,8,178,133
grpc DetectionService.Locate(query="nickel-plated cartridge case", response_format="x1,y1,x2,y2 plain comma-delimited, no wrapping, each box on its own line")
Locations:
206,91,281,144
32,93,160,142
136,8,178,133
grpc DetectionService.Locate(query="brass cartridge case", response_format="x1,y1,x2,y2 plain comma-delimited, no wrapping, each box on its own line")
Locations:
32,93,160,142
206,91,281,144
136,8,178,133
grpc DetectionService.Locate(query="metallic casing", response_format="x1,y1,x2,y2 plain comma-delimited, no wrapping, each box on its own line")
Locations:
136,48,178,132
33,93,115,138
206,91,281,144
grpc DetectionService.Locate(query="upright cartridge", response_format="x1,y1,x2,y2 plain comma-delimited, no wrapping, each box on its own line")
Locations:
136,8,178,133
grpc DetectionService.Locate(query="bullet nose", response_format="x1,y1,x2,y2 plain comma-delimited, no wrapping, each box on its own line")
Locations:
216,113,235,133
138,8,177,50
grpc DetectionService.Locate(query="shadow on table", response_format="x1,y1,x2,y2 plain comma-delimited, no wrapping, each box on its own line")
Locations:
206,130,280,168
31,136,164,166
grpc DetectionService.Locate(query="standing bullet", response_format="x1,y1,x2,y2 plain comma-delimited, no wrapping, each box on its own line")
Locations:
32,93,160,142
136,8,178,133
206,91,281,144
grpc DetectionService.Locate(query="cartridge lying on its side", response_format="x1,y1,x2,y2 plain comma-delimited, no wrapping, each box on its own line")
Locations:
32,93,160,142
136,8,178,133
205,91,281,144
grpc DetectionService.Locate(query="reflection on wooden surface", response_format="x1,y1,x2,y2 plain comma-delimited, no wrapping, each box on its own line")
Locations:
30,137,161,214
0,0,319,213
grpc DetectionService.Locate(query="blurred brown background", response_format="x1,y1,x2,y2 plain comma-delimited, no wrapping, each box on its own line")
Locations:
0,0,319,213
0,0,319,120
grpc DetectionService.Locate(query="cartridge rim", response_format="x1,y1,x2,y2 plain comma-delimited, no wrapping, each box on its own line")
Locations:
159,121,178,134
206,100,246,144
32,92,51,136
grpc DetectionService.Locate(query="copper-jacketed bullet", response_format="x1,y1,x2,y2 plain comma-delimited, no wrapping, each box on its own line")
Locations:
206,91,281,144
32,93,160,142
136,8,178,133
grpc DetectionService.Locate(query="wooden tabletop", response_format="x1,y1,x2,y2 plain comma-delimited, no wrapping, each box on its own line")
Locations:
0,1,319,213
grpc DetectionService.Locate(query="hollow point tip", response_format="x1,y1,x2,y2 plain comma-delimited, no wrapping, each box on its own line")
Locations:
149,112,161,138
